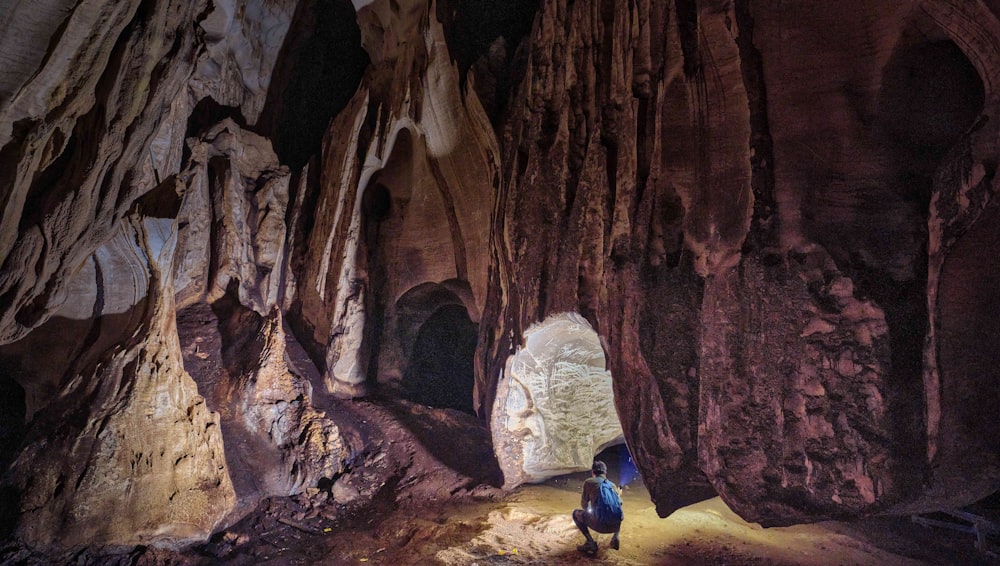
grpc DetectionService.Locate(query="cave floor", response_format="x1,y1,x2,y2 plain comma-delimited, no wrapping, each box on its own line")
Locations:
161,474,991,566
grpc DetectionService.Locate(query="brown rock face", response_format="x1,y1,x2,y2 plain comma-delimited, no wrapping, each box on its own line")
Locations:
5,214,235,549
481,0,1000,525
3,0,1000,553
290,0,495,399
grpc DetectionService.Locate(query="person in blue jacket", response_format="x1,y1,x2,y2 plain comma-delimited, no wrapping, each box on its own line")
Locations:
572,460,622,554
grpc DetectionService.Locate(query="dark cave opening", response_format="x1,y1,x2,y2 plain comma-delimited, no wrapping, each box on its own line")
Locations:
877,39,985,205
436,0,538,123
258,0,369,171
402,304,478,414
0,374,25,474
593,443,639,488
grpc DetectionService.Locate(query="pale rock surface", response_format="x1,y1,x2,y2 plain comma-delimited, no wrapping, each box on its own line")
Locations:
292,0,495,396
7,215,234,550
188,0,297,124
492,313,623,487
174,119,290,313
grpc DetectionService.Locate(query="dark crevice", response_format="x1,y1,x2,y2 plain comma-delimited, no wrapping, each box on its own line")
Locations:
536,264,549,322
850,260,928,493
258,0,369,171
211,282,265,380
734,0,777,250
437,0,538,82
185,97,249,141
877,40,984,208
675,0,701,78
18,112,89,234
634,97,651,209
0,373,26,473
602,134,619,238
0,119,36,224
437,0,538,124
13,273,57,330
284,159,326,373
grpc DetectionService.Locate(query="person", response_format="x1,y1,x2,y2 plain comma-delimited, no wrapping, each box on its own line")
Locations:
572,460,622,554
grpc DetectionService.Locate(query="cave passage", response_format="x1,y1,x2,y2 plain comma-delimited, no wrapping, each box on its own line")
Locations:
595,443,639,487
402,303,478,414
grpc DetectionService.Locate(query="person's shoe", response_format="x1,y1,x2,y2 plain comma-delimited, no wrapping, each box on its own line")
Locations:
610,537,620,550
577,540,598,555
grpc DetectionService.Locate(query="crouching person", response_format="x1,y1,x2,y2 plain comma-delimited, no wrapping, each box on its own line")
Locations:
573,460,623,555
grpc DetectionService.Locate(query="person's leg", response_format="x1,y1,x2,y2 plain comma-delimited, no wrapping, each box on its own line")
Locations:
573,510,598,553
572,510,595,542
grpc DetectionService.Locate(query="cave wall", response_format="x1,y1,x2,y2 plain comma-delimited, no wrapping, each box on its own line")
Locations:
290,0,496,397
2,0,1000,553
479,0,1000,524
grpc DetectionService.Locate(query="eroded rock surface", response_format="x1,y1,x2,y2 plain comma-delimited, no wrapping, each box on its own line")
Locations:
289,0,495,397
3,0,1000,556
5,215,235,549
492,313,623,487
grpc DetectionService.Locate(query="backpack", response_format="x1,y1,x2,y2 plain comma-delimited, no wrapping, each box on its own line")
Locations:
594,478,624,523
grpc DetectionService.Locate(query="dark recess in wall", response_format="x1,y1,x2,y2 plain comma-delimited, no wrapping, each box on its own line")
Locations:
403,304,478,414
436,0,538,81
437,0,538,124
259,0,370,172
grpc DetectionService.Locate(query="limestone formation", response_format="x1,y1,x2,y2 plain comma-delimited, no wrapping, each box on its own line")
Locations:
3,0,1000,556
492,313,624,487
290,0,495,397
5,214,235,549
174,119,290,313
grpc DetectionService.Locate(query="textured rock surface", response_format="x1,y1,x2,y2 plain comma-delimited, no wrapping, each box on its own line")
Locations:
5,215,235,549
174,119,290,312
3,0,1000,555
480,0,751,514
492,313,623,487
289,0,495,397
480,0,1000,524
188,0,297,124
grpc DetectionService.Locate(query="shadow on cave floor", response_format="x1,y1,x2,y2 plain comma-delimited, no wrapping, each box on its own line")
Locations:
47,472,995,566
370,391,505,488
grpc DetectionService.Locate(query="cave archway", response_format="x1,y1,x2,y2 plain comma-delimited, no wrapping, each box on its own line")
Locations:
402,303,478,414
384,281,478,413
491,312,624,489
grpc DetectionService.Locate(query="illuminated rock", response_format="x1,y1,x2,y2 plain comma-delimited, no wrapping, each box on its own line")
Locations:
3,0,1000,552
492,313,623,487
5,215,235,550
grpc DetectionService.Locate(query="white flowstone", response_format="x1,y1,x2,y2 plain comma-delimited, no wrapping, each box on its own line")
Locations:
492,312,624,488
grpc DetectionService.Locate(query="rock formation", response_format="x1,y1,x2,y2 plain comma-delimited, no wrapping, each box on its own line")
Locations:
492,312,624,488
2,0,1000,555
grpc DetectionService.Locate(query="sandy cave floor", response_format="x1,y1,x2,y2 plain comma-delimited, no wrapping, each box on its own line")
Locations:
176,472,998,566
